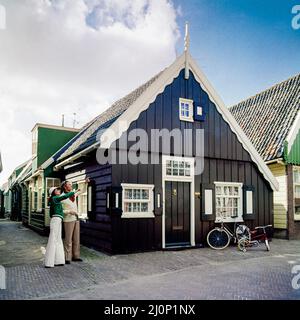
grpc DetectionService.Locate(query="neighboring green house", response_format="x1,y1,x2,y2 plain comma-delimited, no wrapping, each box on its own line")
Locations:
7,160,30,221
24,123,80,233
231,73,300,239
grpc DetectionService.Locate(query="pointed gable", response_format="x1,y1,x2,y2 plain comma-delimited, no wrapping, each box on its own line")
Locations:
54,53,278,190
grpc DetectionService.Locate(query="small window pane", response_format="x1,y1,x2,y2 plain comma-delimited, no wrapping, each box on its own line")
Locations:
133,189,141,199
132,203,139,212
125,189,132,199
142,189,149,200
185,169,191,176
124,203,131,212
141,203,148,212
233,198,238,207
216,186,222,195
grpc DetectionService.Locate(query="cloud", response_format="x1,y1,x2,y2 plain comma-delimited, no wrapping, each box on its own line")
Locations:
0,0,180,185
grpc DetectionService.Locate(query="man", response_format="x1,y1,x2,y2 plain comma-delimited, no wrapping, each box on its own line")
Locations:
61,179,89,264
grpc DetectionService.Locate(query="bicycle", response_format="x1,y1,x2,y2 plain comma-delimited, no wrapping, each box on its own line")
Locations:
206,211,250,250
238,225,272,252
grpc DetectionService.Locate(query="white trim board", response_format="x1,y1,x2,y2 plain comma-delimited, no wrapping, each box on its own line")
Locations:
286,110,300,154
55,52,278,191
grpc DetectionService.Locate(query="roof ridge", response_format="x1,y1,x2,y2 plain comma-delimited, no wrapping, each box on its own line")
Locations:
230,72,300,109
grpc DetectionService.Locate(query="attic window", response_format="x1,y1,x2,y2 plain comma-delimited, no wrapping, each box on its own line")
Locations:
179,98,194,122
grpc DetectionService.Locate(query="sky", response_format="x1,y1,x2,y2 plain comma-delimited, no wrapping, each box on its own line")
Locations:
0,0,299,185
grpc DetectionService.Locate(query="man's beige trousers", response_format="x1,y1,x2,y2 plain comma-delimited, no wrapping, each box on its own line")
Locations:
64,221,80,261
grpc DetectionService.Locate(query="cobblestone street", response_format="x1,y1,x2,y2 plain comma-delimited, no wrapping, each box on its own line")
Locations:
1,220,300,300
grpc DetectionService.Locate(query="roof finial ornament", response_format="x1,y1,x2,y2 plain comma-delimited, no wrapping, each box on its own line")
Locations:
184,21,190,79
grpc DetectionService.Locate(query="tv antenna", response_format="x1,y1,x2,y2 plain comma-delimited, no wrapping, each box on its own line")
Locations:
73,112,79,128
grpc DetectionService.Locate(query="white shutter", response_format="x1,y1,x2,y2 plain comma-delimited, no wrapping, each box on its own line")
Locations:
246,190,253,215
205,189,213,215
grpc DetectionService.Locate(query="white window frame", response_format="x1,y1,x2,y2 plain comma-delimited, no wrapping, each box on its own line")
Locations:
293,167,300,221
77,180,88,219
179,98,194,122
214,182,243,223
163,155,194,181
121,183,155,219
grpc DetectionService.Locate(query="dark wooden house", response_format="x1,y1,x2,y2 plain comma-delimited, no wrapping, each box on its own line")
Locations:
49,47,278,254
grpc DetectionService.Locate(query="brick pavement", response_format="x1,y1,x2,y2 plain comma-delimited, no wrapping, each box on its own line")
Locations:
1,220,300,300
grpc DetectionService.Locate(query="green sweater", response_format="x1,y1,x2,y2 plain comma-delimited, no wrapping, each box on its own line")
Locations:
49,192,75,220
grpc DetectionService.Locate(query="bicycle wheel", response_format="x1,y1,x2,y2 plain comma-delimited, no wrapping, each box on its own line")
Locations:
238,238,249,252
265,239,270,251
207,228,230,250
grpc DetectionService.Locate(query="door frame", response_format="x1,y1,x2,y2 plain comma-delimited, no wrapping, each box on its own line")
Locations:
162,155,195,249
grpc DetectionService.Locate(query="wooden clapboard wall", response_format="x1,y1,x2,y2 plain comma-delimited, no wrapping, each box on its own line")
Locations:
64,158,113,252
109,69,273,253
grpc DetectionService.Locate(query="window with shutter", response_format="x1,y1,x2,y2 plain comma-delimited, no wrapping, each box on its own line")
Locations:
179,98,194,122
214,182,243,223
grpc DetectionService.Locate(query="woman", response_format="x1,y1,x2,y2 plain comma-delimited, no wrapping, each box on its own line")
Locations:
44,186,80,268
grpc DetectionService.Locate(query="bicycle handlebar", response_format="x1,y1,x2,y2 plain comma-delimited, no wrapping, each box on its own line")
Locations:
255,225,272,230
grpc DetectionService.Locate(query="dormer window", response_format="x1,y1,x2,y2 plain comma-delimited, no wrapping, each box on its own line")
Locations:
179,98,194,122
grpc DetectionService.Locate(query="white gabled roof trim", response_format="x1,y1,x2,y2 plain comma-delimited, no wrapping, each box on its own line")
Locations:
188,55,278,191
12,160,32,186
55,53,278,190
286,110,300,154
